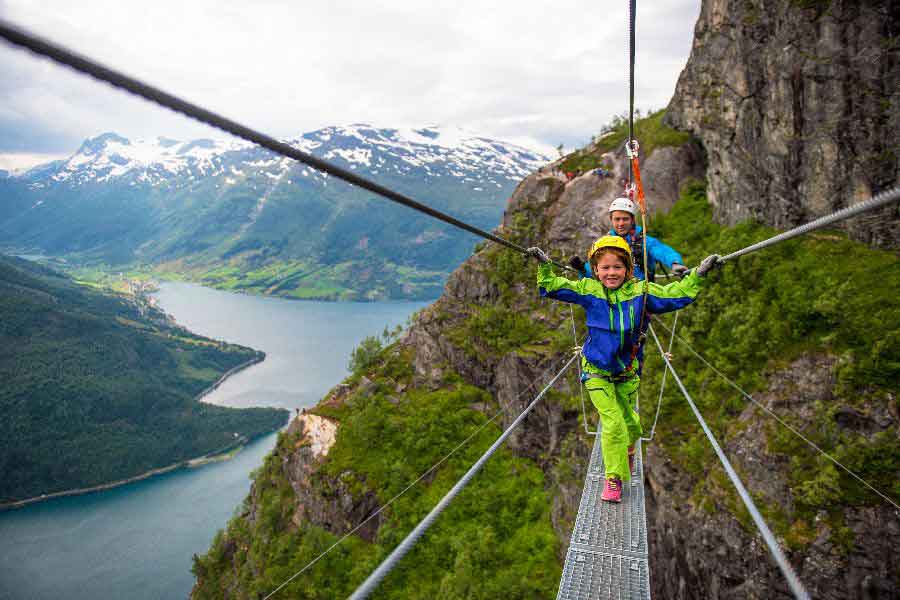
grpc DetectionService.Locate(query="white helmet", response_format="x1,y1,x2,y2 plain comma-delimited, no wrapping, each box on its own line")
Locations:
608,197,636,217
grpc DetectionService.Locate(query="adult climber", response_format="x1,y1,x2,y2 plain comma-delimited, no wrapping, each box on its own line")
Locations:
570,197,688,281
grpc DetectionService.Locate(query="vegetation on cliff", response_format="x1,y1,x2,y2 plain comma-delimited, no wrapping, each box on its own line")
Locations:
0,255,289,503
639,181,899,545
192,351,562,599
191,112,897,596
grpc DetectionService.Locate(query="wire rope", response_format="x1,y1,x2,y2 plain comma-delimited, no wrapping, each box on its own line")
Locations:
643,311,677,442
651,317,900,511
261,348,575,599
0,19,576,274
688,184,900,269
648,325,811,600
347,352,579,600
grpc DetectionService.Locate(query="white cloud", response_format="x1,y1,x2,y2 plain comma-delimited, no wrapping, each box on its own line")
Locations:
0,0,701,154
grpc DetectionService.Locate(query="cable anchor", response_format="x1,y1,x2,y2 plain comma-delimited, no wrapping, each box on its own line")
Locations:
625,139,640,159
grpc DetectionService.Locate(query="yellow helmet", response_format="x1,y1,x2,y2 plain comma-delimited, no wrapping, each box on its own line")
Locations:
587,235,631,261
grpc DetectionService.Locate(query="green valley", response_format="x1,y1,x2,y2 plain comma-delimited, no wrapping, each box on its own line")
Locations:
0,254,289,504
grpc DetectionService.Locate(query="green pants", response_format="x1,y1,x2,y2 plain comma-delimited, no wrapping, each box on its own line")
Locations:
583,362,643,481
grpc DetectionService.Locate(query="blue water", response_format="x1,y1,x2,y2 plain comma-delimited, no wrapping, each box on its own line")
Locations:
0,283,427,600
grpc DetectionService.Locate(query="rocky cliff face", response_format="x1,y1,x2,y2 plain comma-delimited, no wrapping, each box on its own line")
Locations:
645,353,899,599
667,0,900,248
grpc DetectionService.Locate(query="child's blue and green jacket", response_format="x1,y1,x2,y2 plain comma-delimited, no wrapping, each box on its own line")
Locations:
538,263,704,375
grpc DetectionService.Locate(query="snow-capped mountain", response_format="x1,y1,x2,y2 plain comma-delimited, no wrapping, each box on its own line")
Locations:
17,125,546,191
0,125,549,300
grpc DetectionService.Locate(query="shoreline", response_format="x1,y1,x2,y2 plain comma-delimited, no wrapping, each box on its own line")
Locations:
197,353,265,402
0,355,277,512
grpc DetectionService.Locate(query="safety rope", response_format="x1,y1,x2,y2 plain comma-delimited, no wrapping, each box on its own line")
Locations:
347,352,579,600
648,325,811,600
620,139,651,378
651,317,900,511
0,19,577,275
642,311,677,442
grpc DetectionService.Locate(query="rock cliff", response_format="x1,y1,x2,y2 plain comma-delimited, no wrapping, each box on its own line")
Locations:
191,2,899,597
667,0,900,248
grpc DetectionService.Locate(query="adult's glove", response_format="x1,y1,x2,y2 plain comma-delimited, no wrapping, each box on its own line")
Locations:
670,262,689,276
696,254,723,277
527,247,551,264
568,255,586,272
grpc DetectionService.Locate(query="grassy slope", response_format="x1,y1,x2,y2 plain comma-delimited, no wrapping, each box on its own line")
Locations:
560,110,691,173
192,353,562,599
639,182,899,546
0,255,289,502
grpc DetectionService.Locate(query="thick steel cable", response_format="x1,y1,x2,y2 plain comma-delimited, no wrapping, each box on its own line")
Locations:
651,317,900,511
0,19,575,274
347,352,579,600
262,346,575,599
712,184,900,265
648,325,810,600
627,0,637,183
261,405,507,600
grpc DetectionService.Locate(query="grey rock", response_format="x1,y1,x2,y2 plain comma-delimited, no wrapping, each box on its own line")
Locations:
667,0,900,249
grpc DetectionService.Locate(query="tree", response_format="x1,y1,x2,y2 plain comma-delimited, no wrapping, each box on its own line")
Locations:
348,335,383,373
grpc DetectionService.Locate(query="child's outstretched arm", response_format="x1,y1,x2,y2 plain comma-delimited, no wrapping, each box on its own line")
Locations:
528,246,595,308
645,254,722,314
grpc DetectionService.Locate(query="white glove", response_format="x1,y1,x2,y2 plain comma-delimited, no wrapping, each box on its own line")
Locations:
527,247,551,264
696,254,723,277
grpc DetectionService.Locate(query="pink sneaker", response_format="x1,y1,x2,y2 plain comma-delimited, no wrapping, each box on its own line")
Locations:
601,477,622,503
628,446,636,474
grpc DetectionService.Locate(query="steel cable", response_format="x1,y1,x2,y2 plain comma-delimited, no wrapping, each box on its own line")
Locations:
0,19,575,274
347,352,579,600
651,317,900,512
707,184,900,267
648,325,811,600
627,0,637,183
262,339,578,599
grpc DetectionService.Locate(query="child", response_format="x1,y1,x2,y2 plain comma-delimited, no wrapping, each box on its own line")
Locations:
528,237,720,502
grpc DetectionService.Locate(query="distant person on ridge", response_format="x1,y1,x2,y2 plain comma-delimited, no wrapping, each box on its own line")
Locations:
569,197,688,281
527,238,722,503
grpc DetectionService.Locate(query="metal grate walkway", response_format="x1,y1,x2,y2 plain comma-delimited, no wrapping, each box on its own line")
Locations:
556,431,650,600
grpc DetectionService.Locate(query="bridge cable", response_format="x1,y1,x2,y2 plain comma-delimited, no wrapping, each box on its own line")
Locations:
648,324,811,600
262,349,576,599
347,352,579,600
0,19,576,275
627,0,636,184
696,184,900,269
651,316,900,511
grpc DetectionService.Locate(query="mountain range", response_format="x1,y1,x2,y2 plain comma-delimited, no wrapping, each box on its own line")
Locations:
0,125,549,300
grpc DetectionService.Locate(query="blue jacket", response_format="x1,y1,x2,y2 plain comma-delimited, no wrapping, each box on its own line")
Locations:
539,263,703,375
581,225,683,281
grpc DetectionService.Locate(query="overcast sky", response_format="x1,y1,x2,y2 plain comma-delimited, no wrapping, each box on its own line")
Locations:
0,0,701,169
